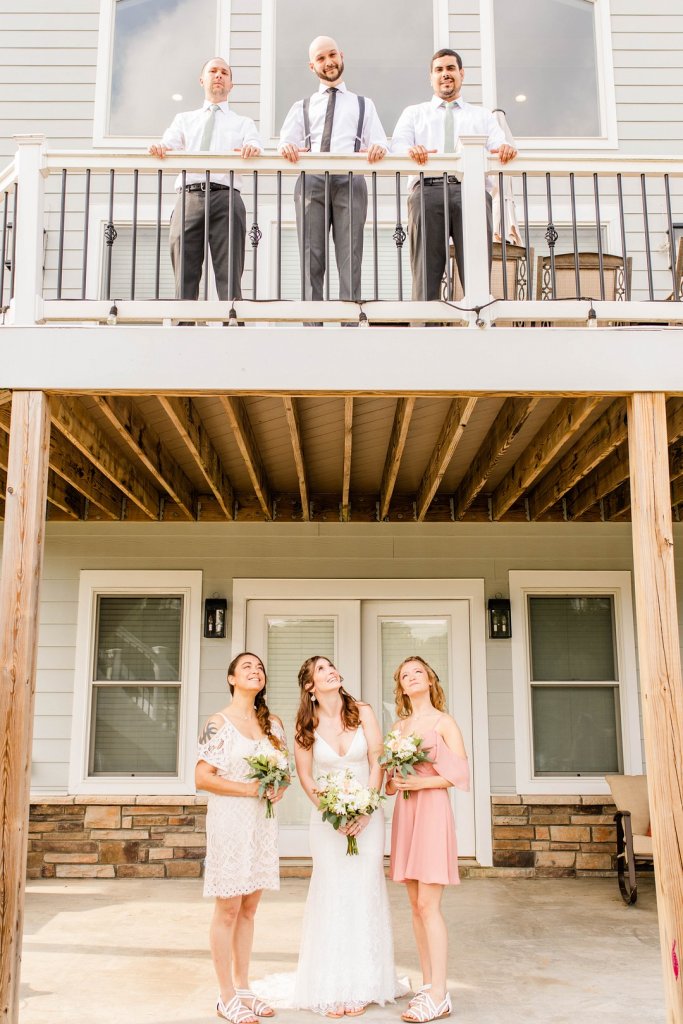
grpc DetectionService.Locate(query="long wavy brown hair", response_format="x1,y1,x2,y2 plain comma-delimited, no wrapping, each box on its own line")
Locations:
393,655,447,719
294,655,360,750
228,651,284,751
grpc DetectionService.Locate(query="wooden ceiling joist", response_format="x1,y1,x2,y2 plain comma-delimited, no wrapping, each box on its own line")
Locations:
672,475,683,510
378,396,415,521
158,396,234,520
491,396,601,521
282,397,310,521
218,396,272,520
94,395,196,521
526,399,628,521
52,397,160,520
452,396,539,521
416,397,478,522
0,391,11,407
341,397,353,523
0,429,82,520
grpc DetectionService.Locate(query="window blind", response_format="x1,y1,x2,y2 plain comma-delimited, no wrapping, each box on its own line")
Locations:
528,596,616,682
94,595,183,682
89,684,180,775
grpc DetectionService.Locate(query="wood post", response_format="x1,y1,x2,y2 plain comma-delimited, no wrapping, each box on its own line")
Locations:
627,392,683,1023
0,391,51,1024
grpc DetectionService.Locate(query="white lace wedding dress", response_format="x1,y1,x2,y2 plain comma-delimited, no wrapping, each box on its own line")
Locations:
293,726,400,1014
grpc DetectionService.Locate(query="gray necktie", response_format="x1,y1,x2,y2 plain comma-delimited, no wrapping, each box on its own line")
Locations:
443,101,457,153
320,88,338,152
200,103,220,150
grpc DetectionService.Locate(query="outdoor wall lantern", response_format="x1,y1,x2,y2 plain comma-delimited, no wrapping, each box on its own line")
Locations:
488,597,511,639
204,598,227,639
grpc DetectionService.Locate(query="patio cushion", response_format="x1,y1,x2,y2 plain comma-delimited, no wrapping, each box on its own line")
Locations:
633,834,654,859
605,774,650,836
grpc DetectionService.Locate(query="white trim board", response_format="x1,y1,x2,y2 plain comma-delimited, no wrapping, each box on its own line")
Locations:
509,570,640,796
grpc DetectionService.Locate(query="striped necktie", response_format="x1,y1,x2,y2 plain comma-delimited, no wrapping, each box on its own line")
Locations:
443,101,457,153
200,103,220,150
320,88,338,152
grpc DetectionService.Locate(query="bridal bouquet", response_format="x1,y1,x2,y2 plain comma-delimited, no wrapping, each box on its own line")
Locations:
244,749,292,818
379,730,433,799
316,768,383,855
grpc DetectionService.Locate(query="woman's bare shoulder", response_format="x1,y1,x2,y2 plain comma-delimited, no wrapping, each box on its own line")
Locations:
199,712,227,745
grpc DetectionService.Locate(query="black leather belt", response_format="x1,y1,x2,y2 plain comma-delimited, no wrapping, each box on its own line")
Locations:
184,182,230,192
420,175,460,185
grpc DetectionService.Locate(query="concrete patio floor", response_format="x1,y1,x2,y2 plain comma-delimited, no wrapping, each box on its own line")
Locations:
20,874,663,1024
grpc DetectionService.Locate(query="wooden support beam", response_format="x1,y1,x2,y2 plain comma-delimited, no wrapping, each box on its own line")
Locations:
0,429,81,520
282,397,310,521
0,407,121,520
416,397,478,522
452,396,538,521
627,392,683,1024
94,395,195,521
218,396,272,520
0,391,51,1024
527,399,628,520
158,396,234,519
52,397,160,520
0,391,11,407
341,397,353,522
672,476,683,510
491,396,601,520
566,440,629,520
379,397,415,521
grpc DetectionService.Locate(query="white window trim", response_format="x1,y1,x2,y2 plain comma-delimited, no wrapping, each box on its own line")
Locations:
69,570,202,795
480,0,618,151
92,0,232,148
232,577,493,866
510,570,641,796
259,0,450,145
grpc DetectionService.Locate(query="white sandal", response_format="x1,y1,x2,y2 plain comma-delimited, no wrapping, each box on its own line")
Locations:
217,994,258,1023
235,989,275,1018
408,984,432,1009
401,992,451,1023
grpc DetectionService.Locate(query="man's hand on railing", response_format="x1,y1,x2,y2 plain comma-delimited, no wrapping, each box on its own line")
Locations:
491,144,517,165
239,145,261,159
280,144,307,164
407,146,437,165
148,143,170,159
361,145,388,164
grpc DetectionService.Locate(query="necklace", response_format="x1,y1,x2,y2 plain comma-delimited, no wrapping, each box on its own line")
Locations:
232,707,256,722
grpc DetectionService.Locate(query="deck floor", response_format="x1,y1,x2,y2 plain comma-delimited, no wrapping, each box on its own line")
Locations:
21,875,663,1024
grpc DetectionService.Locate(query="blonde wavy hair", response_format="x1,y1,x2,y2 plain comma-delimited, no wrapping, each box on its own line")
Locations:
393,655,447,718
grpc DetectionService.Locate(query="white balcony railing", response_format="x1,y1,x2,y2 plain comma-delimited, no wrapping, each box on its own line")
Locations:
3,134,683,329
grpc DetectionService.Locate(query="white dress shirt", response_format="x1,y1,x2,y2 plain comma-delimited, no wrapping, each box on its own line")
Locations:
278,81,388,155
161,100,263,192
391,95,506,191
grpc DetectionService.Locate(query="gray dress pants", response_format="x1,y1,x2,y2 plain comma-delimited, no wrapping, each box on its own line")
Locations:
294,173,367,300
408,181,493,300
169,187,246,301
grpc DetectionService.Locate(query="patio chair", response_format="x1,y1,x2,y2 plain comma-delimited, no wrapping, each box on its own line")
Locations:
605,774,653,905
535,252,632,325
444,241,534,302
666,235,683,301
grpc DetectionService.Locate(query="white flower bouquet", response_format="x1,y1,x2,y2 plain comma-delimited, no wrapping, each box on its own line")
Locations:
379,729,433,799
316,768,383,855
244,749,292,818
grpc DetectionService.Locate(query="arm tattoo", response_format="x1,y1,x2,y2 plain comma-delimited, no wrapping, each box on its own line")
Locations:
199,719,219,745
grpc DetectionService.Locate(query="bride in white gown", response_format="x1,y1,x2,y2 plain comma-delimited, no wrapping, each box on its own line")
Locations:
293,655,400,1017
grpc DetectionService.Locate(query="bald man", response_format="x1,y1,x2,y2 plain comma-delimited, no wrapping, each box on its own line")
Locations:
278,36,388,308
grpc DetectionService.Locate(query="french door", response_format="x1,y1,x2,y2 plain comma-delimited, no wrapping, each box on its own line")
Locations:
244,594,478,858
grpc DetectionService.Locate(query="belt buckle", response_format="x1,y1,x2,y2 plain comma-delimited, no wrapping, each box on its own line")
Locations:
199,181,208,192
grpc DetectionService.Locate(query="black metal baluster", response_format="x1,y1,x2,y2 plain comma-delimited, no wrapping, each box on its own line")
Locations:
348,171,354,301
250,169,262,300
372,171,379,301
154,169,162,300
0,191,7,307
545,172,557,299
499,171,508,300
664,173,677,298
419,172,427,298
56,168,67,300
569,172,580,299
394,172,405,301
103,171,117,302
522,172,532,299
276,170,282,300
324,171,331,301
179,170,186,302
9,183,17,300
443,173,451,300
81,168,90,299
300,171,306,302
228,169,235,303
593,173,605,301
616,173,630,301
203,170,210,301
641,173,654,301
130,168,139,300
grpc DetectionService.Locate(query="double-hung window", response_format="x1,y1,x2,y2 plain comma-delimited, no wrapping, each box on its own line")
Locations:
70,570,202,794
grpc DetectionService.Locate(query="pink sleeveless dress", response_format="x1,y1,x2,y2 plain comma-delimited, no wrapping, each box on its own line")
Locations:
389,729,470,886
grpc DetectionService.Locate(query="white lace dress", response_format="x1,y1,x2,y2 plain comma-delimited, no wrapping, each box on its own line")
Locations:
197,714,284,899
293,727,400,1013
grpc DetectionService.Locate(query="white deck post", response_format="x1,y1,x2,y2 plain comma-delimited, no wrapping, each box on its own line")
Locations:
10,135,47,325
459,136,491,325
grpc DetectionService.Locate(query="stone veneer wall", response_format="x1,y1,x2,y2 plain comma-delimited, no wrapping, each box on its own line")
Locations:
491,794,618,876
28,795,619,879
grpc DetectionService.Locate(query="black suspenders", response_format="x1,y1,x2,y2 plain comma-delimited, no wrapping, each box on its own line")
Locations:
302,94,366,152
